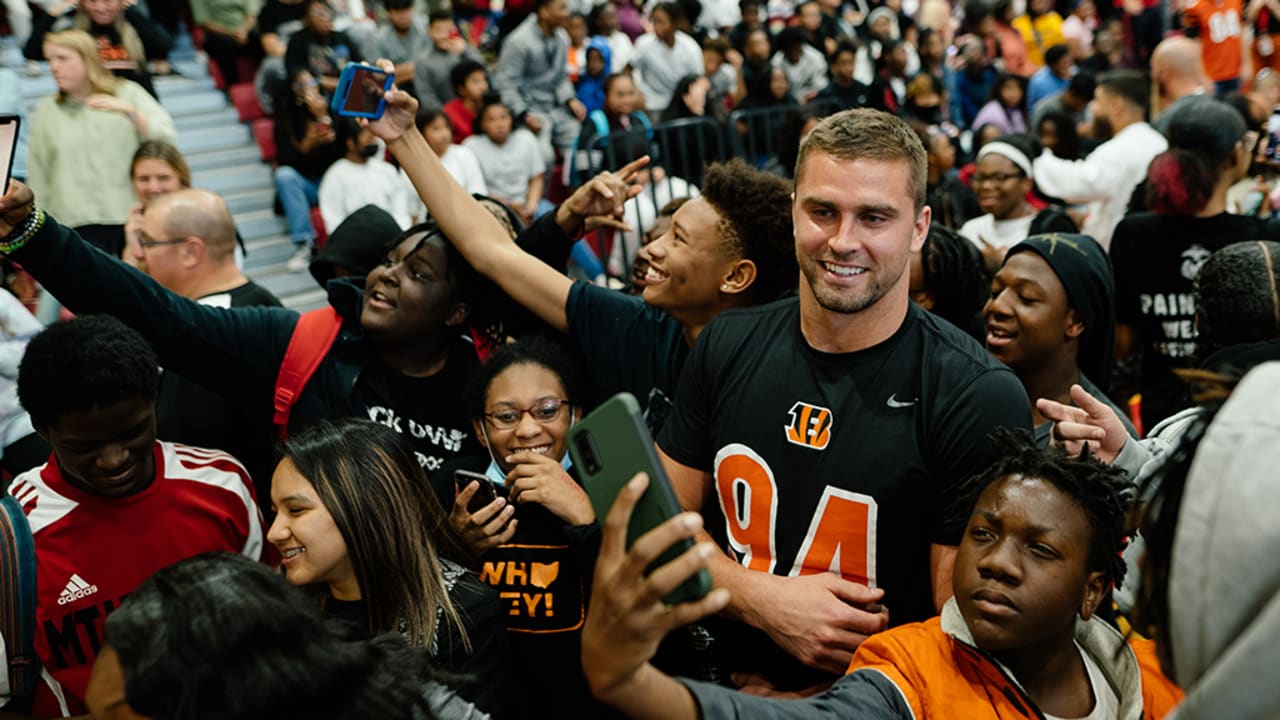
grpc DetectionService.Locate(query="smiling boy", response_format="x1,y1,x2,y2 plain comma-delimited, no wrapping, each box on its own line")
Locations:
582,431,1182,719
4,316,265,718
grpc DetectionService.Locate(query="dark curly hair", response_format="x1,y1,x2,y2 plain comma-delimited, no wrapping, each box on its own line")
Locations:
699,159,798,303
106,552,449,720
1194,240,1280,355
18,315,159,429
920,225,990,340
465,335,591,419
964,429,1134,587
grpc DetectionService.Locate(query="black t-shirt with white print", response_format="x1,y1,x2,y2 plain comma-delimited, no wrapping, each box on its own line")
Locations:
1111,211,1280,427
350,334,483,477
657,298,1030,688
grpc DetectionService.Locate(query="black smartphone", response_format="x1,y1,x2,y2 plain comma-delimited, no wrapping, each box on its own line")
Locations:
330,63,394,119
454,469,500,514
569,393,712,605
0,115,19,195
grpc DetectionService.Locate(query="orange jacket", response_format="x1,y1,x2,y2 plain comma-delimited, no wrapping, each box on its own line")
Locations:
846,599,1183,719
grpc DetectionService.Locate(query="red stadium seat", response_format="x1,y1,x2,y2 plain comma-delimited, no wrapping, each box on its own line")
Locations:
311,207,328,250
252,118,276,162
229,82,265,122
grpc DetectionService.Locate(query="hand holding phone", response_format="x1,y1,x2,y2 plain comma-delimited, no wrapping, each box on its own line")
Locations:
570,393,712,604
331,63,395,119
0,115,19,196
451,469,516,555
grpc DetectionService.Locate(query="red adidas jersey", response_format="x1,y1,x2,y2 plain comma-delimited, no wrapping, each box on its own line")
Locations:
6,442,265,718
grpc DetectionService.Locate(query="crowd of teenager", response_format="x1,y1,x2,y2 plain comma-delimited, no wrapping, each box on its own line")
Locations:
0,0,1278,718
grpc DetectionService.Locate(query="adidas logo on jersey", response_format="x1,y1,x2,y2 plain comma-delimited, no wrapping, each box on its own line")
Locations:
57,574,98,605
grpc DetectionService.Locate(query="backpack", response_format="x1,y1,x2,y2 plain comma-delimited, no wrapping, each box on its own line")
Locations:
567,109,653,186
0,493,38,698
271,306,496,441
272,307,343,441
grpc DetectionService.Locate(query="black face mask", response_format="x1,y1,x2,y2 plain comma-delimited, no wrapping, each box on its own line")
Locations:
360,144,380,159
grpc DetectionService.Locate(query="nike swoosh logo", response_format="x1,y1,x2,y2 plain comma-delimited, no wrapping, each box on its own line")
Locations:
886,394,917,408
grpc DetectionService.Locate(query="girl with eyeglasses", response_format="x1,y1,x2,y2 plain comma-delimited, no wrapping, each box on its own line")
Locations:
435,335,605,717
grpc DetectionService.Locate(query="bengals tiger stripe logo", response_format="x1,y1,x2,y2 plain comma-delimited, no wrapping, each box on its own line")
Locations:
784,402,833,450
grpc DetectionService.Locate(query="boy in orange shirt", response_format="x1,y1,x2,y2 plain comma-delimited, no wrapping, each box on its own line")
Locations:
583,431,1182,719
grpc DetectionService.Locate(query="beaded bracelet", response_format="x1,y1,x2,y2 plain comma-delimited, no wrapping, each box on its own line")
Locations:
0,207,46,254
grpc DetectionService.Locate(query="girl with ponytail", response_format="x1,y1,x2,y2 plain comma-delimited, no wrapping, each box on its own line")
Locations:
1110,98,1280,430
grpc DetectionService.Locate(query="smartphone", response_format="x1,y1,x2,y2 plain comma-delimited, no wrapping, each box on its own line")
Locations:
454,468,500,514
0,115,19,195
569,393,712,605
330,63,395,119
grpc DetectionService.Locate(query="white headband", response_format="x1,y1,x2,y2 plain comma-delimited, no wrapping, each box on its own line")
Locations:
977,141,1034,178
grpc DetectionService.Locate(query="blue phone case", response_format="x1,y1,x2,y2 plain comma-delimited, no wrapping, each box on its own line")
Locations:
330,63,395,119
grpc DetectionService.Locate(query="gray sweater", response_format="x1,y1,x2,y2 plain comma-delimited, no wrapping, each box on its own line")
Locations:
492,14,575,117
413,43,483,108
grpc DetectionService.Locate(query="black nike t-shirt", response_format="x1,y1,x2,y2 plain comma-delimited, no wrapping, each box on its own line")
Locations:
350,335,483,477
658,298,1030,685
1111,211,1280,427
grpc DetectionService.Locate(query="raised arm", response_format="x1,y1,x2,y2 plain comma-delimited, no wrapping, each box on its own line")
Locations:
0,181,299,409
367,62,641,333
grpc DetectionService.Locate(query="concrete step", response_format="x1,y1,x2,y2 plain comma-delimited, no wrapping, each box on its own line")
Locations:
177,124,251,154
164,91,228,117
243,239,297,271
175,107,241,133
255,266,326,300
225,188,276,215
155,75,217,99
234,208,288,241
193,162,272,195
185,144,265,172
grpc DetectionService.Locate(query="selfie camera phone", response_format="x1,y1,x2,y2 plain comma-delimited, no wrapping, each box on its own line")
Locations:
569,393,712,605
331,63,395,119
454,468,501,514
0,115,19,196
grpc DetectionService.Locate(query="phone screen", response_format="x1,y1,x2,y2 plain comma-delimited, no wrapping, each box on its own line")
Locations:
341,66,389,116
455,469,499,513
0,116,18,195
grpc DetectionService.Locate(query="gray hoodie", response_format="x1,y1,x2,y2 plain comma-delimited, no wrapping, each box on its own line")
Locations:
1168,362,1280,720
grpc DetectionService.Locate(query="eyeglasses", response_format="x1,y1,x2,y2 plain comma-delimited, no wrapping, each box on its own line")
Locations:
137,232,188,249
484,399,571,430
972,172,1022,185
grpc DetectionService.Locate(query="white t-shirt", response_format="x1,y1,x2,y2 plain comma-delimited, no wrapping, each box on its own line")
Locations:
958,213,1037,251
1043,642,1121,720
464,128,545,204
631,31,705,111
404,144,490,223
318,157,414,233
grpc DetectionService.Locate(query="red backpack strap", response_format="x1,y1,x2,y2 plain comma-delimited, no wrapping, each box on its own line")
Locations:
273,307,343,440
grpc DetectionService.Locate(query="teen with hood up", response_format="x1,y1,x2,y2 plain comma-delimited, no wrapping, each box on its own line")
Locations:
576,36,613,113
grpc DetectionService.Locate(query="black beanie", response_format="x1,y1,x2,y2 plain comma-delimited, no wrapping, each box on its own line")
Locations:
1006,233,1117,391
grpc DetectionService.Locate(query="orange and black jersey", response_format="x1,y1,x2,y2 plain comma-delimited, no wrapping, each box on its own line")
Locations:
658,299,1031,686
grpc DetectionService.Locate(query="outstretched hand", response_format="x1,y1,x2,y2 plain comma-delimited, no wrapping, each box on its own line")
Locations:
1036,384,1128,463
361,59,419,144
582,472,729,704
556,157,650,233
